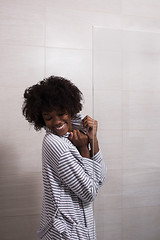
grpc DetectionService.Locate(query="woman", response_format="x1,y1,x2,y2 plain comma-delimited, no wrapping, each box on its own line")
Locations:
22,75,106,240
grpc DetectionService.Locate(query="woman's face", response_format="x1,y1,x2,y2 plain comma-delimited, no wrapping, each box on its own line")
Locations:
42,109,72,136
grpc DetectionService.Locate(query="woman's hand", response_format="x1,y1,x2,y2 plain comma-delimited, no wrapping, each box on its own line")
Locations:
83,115,99,156
82,115,98,140
69,130,90,158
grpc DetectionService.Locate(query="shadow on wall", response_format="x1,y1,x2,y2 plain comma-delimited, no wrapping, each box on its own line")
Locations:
0,142,43,240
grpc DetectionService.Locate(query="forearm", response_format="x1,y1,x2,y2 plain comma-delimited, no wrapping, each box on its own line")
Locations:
78,146,90,158
89,136,99,157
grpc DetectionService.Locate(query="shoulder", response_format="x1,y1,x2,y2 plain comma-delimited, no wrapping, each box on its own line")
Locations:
42,132,69,156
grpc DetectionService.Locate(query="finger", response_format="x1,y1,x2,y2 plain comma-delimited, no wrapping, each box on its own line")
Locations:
83,115,95,122
83,119,95,128
69,132,73,141
78,130,86,138
77,130,85,139
82,115,91,124
73,129,78,140
83,115,92,121
83,117,91,126
87,119,97,126
82,115,88,121
76,129,81,137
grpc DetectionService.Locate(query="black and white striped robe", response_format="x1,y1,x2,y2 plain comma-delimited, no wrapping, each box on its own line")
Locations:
37,114,106,240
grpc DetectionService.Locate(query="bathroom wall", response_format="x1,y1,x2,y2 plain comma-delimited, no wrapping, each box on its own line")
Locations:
0,0,160,239
93,25,160,240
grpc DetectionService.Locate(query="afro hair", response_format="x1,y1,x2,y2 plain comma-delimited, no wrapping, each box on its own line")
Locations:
22,76,83,130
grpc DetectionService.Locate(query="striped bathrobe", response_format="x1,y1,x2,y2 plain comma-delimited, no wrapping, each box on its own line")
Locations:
37,114,106,240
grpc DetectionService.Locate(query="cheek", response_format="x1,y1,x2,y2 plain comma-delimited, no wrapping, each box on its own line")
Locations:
67,118,72,128
44,120,52,128
62,115,70,122
66,116,71,124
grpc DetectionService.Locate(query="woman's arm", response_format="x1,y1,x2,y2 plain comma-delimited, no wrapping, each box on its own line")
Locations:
43,132,106,203
69,115,100,157
83,115,99,156
58,149,106,203
69,129,90,158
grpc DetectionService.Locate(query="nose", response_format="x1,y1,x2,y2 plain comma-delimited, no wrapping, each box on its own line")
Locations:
54,115,63,126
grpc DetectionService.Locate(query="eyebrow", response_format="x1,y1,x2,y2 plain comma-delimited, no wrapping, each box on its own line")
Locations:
42,113,50,116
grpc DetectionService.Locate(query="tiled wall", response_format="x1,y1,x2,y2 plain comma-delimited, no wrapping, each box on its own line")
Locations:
93,25,160,240
0,1,160,240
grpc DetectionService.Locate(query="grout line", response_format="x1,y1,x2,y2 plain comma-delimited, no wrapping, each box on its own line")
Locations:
0,42,92,51
91,25,95,235
1,213,41,218
44,1,47,78
121,28,124,240
93,25,160,34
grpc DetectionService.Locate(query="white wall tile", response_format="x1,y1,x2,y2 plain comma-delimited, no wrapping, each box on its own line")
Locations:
0,214,40,240
94,90,122,130
122,15,160,33
94,28,122,51
123,168,160,208
46,8,91,49
94,50,122,91
96,209,122,226
0,45,44,88
0,0,45,46
96,225,122,240
45,48,92,91
123,31,160,53
0,141,20,176
47,0,122,14
95,190,122,211
123,90,160,132
80,89,93,117
1,129,44,174
123,91,160,106
95,209,122,240
123,130,160,169
0,87,24,135
46,7,122,49
92,13,122,29
123,97,160,130
0,87,44,175
122,0,160,18
123,31,160,91
123,52,160,91
98,130,122,170
17,129,44,172
0,173,43,217
123,206,160,240
95,169,122,210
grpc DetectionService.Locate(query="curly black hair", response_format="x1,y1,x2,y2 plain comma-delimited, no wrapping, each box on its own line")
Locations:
22,76,83,131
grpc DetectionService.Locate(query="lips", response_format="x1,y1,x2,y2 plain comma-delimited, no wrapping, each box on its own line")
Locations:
56,123,66,130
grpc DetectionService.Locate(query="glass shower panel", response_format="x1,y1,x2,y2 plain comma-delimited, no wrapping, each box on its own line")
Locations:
92,25,160,240
92,26,123,240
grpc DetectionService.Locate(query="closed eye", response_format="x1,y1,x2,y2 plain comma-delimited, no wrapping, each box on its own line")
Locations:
45,117,52,121
58,113,66,116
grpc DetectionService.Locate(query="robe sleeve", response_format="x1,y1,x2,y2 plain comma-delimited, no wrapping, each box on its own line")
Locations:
58,150,107,203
